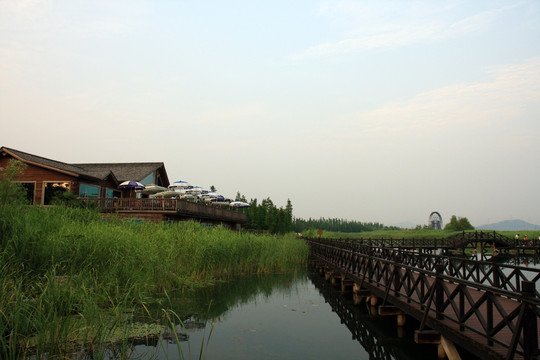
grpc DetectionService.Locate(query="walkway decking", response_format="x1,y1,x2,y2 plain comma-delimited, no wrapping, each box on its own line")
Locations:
307,238,540,360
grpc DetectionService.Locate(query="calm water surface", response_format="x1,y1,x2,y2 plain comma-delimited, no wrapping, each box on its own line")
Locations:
128,268,438,360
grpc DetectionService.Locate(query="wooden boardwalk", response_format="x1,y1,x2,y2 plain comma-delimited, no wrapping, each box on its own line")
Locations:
307,238,540,360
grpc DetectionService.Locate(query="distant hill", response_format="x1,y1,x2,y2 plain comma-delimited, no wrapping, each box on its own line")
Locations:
476,219,540,231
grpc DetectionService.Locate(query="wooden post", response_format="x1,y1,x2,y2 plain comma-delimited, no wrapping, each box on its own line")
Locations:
437,343,446,359
397,313,406,327
435,264,445,320
441,337,462,360
522,281,538,359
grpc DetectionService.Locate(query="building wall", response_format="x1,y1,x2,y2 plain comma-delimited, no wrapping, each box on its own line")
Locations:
1,152,169,202
1,155,79,205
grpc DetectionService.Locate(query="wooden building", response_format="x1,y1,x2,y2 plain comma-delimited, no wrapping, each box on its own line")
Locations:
0,146,170,205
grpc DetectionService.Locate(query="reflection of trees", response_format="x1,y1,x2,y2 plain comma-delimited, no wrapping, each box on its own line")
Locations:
44,183,68,205
71,269,308,359
143,267,309,323
308,270,437,360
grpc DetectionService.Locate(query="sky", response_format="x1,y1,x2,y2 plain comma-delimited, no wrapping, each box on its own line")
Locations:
1,0,540,227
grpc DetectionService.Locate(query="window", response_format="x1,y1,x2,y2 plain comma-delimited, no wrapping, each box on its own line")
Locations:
106,189,121,198
19,182,35,204
140,172,154,185
44,182,70,205
79,184,100,198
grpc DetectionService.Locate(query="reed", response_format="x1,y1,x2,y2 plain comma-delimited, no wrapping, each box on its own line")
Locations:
0,203,309,358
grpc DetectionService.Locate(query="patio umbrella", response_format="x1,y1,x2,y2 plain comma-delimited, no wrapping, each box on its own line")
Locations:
118,180,145,197
153,190,180,198
118,180,145,190
135,184,167,195
229,201,251,208
168,180,190,190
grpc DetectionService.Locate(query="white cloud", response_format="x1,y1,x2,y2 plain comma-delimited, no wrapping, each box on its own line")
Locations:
334,57,540,147
294,2,519,61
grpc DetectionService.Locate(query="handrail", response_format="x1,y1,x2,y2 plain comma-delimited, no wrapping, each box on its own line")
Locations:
313,231,518,249
79,198,247,223
307,238,540,359
308,238,540,296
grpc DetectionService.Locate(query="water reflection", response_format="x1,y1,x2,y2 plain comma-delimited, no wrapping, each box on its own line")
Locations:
71,256,540,359
123,266,439,360
307,270,438,360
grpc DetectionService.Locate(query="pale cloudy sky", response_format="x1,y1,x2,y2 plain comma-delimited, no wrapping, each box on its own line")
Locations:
1,0,539,227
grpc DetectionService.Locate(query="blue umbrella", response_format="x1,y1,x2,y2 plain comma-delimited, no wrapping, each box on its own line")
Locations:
118,181,145,198
118,180,145,190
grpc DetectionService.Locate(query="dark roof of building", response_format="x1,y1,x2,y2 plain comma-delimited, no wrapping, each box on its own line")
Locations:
1,147,95,178
1,146,169,185
74,163,166,183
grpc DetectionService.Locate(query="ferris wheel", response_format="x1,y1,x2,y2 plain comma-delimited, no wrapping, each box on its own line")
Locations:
429,212,443,229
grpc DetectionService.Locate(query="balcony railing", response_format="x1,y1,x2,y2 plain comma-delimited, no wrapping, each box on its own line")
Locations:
80,198,247,223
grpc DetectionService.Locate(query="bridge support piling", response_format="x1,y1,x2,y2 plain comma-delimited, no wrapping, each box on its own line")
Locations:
324,271,332,281
353,285,370,305
397,314,406,327
379,305,407,327
330,274,341,286
341,278,354,292
438,343,446,359
440,337,462,360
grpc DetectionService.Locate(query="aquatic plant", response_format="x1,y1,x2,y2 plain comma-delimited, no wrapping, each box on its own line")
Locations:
0,203,309,358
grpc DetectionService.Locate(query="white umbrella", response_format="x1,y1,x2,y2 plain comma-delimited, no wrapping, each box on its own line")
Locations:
229,201,251,208
168,180,191,190
184,186,204,195
135,184,168,195
154,190,181,198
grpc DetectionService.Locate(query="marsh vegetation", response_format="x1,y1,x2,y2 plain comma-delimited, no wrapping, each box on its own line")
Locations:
0,196,308,358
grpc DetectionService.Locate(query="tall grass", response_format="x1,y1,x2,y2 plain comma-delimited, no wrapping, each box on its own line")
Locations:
0,203,309,358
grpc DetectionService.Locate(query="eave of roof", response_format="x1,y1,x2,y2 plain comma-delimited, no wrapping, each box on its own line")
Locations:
1,147,169,185
1,146,92,179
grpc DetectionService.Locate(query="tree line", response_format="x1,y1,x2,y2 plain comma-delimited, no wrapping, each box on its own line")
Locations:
292,217,386,233
236,192,389,235
236,193,293,234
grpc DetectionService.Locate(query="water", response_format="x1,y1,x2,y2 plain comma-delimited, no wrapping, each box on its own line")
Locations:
127,268,438,360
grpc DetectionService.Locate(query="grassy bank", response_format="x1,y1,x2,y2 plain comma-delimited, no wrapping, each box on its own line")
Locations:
0,204,309,359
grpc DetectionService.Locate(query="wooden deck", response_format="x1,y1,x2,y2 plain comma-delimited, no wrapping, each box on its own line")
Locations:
80,198,247,228
307,238,540,360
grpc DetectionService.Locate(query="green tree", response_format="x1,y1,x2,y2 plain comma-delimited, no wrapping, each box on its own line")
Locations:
235,192,247,202
243,197,294,234
0,159,27,205
210,185,217,192
444,215,474,231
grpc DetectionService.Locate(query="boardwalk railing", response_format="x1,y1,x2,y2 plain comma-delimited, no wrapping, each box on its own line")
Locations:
321,239,540,293
308,238,540,360
82,197,177,211
346,231,515,249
